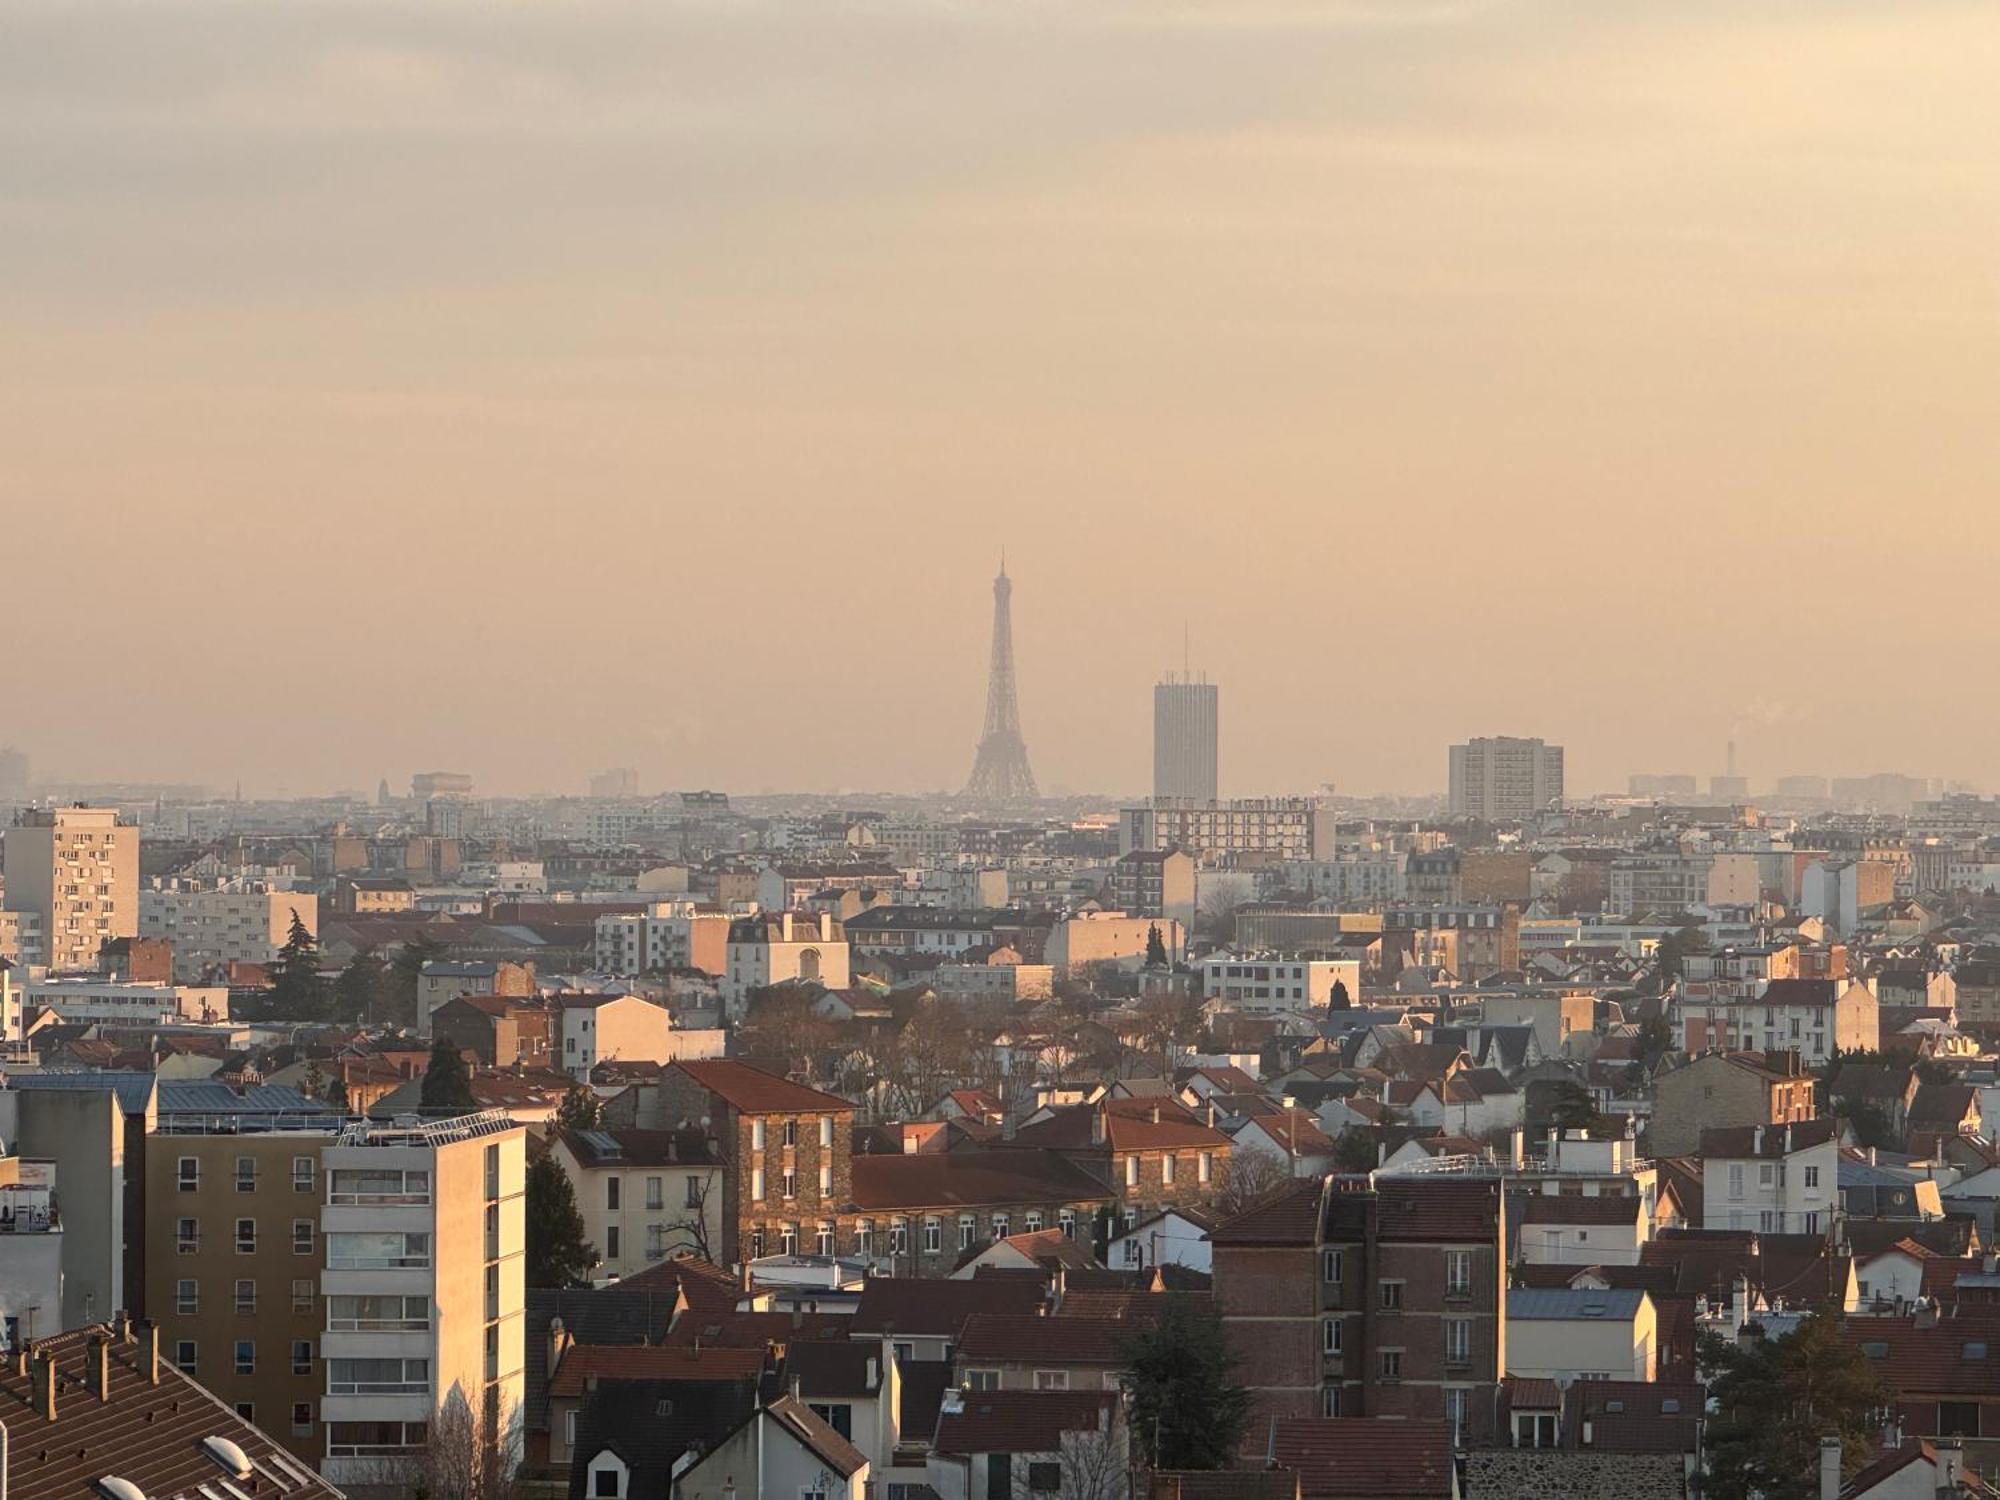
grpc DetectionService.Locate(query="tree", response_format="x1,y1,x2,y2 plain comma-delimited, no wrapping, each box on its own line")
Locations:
385,932,441,1029
1332,1125,1378,1174
526,1154,597,1287
1541,1079,1610,1137
1121,1297,1251,1469
368,1387,520,1500
1011,1421,1127,1500
266,911,327,1021
1328,979,1352,1012
660,1171,716,1263
332,946,388,1022
1703,1316,1888,1500
556,1083,601,1132
420,1038,477,1111
1634,1014,1675,1067
1132,990,1205,1075
1213,1147,1289,1217
1145,923,1168,969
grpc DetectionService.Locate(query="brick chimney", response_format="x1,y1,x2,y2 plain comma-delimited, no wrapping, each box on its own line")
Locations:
140,1319,160,1384
31,1348,56,1421
87,1333,109,1401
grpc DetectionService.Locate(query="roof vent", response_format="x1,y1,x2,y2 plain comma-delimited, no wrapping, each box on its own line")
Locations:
98,1478,148,1500
202,1437,254,1479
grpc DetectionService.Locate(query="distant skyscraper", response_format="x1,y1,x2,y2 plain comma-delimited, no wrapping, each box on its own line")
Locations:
963,562,1039,801
0,746,26,806
1447,736,1565,821
1153,676,1219,803
4,805,138,971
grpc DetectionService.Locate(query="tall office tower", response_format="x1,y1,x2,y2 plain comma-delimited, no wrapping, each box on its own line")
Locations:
963,561,1039,801
1154,676,1219,803
0,747,27,806
1447,737,1565,821
4,805,138,971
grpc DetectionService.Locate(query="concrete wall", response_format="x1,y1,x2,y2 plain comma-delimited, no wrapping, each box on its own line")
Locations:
0,1088,125,1328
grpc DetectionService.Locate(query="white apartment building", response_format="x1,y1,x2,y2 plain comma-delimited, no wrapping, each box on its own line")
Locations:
1447,737,1564,821
319,1113,526,1486
3,805,138,972
1118,798,1336,861
1196,953,1360,1013
140,883,319,980
1676,977,1878,1066
723,912,850,1013
545,1127,725,1276
1700,1119,1839,1235
554,993,676,1082
1283,857,1407,904
1608,852,1759,916
591,903,735,978
22,976,224,1026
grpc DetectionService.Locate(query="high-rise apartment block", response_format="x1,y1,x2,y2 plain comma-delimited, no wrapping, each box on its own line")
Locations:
4,806,138,971
1446,737,1564,821
1153,677,1219,803
145,1111,528,1478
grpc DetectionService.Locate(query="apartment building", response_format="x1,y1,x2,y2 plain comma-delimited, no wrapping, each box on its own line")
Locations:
1212,1176,1507,1450
1196,954,1360,1013
1447,737,1563,822
722,912,851,1014
591,902,734,978
139,884,319,981
1649,1051,1818,1158
1118,798,1336,862
546,1126,724,1275
1108,848,1197,929
649,1059,855,1268
1677,977,1879,1066
1609,852,1759,916
1154,677,1220,803
22,976,224,1027
145,1111,528,1477
553,993,674,1082
4,805,138,972
1010,1098,1232,1227
414,960,535,1037
1700,1118,1840,1234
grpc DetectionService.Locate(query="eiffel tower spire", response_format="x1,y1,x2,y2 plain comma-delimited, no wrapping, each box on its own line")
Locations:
963,559,1039,801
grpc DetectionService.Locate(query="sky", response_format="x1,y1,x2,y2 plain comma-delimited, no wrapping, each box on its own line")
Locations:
4,0,1999,801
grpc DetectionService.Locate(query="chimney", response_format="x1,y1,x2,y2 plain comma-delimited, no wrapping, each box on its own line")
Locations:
1752,1125,1765,1155
87,1334,109,1402
1205,1102,1217,1128
1867,1146,1878,1167
1917,1297,1942,1331
1090,1108,1105,1147
31,1349,55,1421
667,1137,677,1163
1818,1436,1840,1500
1509,1128,1525,1171
111,1311,131,1343
1732,1275,1750,1335
1150,1105,1160,1125
140,1320,160,1385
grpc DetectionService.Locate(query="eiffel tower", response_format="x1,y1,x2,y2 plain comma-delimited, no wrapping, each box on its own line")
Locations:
963,560,1040,802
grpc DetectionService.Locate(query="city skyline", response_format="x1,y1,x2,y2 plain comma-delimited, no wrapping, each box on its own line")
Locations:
9,2,2000,797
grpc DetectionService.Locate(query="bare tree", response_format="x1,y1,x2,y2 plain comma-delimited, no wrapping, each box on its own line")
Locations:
366,1389,519,1500
1212,1146,1289,1218
1131,990,1206,1075
1012,1421,1129,1500
657,1172,715,1263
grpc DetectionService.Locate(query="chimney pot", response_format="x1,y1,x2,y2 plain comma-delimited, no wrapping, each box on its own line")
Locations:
140,1320,160,1385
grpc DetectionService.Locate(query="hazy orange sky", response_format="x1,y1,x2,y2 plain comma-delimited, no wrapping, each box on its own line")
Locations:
5,0,1998,800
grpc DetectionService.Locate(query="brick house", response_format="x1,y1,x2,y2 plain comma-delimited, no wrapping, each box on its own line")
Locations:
844,1147,1115,1275
1010,1097,1233,1227
1648,1051,1818,1157
649,1058,855,1267
1212,1176,1507,1450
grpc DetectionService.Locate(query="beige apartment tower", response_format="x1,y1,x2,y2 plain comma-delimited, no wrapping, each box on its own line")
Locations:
4,805,138,971
1447,737,1565,822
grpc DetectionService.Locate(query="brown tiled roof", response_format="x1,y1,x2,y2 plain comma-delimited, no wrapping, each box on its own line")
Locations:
1011,1097,1232,1154
933,1389,1116,1455
850,1148,1116,1212
670,1058,854,1115
852,1276,1046,1338
1056,1289,1211,1323
766,1392,870,1478
549,1342,766,1396
1270,1419,1455,1498
1841,1310,2000,1395
1371,1179,1502,1244
1699,1117,1839,1157
958,1313,1135,1365
1248,1109,1335,1157
784,1340,883,1399
1210,1178,1324,1247
1910,1084,1982,1128
615,1251,741,1309
0,1323,341,1500
1839,1440,2000,1499
555,1127,720,1169
661,1310,852,1347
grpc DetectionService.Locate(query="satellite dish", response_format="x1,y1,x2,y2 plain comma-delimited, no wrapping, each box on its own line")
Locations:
1552,1371,1577,1392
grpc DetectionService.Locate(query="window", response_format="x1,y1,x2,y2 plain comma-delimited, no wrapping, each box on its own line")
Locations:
235,1279,256,1314
819,1117,833,1148
1323,1249,1344,1284
783,1120,798,1148
1728,1164,1744,1199
1805,1165,1820,1189
1381,1281,1405,1310
293,1219,315,1255
1514,1413,1557,1449
1443,1387,1467,1442
808,1402,854,1440
177,1279,198,1314
752,1168,766,1201
178,1157,199,1191
292,1157,315,1193
293,1340,313,1375
1939,1402,1980,1438
750,1228,766,1259
1759,1164,1776,1187
685,1174,704,1209
816,1222,834,1256
606,1178,621,1211
177,1218,200,1253
1026,1461,1062,1493
592,1473,620,1500
992,1213,1009,1239
606,1226,620,1260
857,1220,875,1257
923,1218,942,1255
1380,1349,1402,1379
1323,1319,1342,1356
235,1403,255,1423
1033,1369,1069,1390
1125,1157,1139,1188
777,1224,796,1256
327,1294,430,1331
1123,1238,1143,1267
645,1176,663,1210
1321,1386,1341,1417
818,1164,831,1196
752,1120,766,1150
1199,1151,1213,1184
327,1168,429,1205
1025,1210,1042,1233
235,1340,256,1375
959,1215,976,1251
1445,1319,1471,1365
292,1280,315,1314
1059,1209,1076,1239
1446,1250,1472,1294
782,1170,797,1200
890,1219,908,1256
235,1219,257,1253
291,1403,313,1437
235,1157,258,1192
327,1231,430,1269
327,1357,430,1395
1162,1154,1176,1186
969,1369,1002,1392
175,1341,197,1374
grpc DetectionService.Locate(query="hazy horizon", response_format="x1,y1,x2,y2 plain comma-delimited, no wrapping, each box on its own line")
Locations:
7,0,1999,800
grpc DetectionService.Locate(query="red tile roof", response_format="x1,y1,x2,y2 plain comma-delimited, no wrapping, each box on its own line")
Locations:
1210,1178,1325,1247
1012,1096,1232,1154
1517,1193,1640,1226
850,1148,1116,1212
661,1310,853,1348
549,1342,766,1396
933,1389,1116,1455
958,1313,1134,1366
852,1276,1047,1338
670,1058,855,1115
1270,1419,1455,1498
